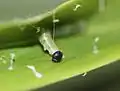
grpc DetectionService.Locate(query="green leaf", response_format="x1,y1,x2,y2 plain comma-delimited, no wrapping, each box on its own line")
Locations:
0,0,120,91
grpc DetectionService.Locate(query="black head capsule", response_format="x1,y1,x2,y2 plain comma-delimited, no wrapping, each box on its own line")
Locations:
52,51,63,63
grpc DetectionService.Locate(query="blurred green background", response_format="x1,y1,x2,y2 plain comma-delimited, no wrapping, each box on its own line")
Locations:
0,0,66,21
